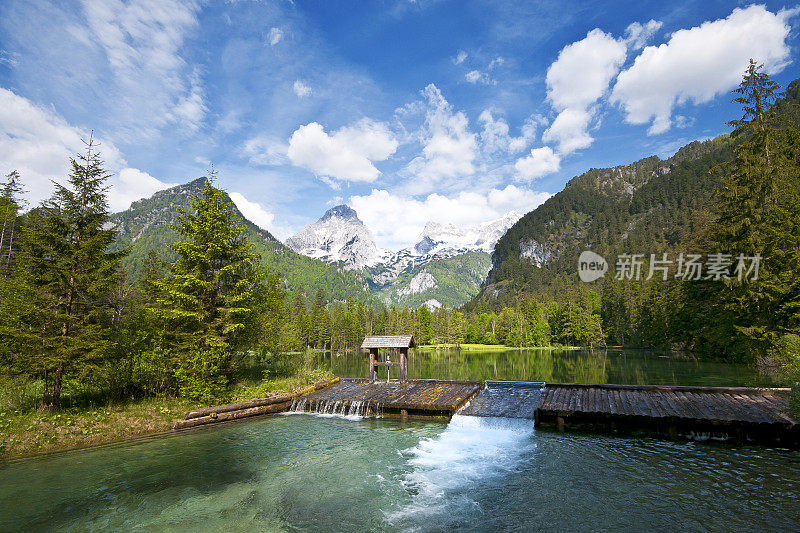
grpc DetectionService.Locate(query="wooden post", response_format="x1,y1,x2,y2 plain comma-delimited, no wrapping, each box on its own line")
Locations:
369,349,377,382
400,348,408,381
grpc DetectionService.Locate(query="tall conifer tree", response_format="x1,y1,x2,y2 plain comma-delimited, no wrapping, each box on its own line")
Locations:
18,137,123,408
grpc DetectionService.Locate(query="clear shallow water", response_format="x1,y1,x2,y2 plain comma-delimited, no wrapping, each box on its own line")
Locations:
321,348,782,387
2,414,799,531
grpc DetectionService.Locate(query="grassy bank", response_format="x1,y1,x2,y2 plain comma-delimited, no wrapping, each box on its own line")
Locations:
0,366,334,461
417,343,582,351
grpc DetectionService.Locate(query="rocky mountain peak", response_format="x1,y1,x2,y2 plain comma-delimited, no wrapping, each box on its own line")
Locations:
286,205,386,270
320,204,359,222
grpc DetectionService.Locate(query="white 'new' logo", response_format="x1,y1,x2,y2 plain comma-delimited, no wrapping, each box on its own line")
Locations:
578,251,607,282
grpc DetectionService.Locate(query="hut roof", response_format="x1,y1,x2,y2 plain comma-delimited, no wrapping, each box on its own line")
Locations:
361,335,416,349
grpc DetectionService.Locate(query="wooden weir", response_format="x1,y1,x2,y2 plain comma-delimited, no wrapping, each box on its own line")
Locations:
293,378,482,418
534,383,798,447
174,376,799,447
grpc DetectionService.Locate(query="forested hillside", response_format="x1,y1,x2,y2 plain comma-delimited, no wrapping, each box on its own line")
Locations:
471,70,800,362
110,178,373,303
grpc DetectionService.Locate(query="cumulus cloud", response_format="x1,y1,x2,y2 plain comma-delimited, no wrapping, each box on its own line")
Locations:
401,84,478,192
479,110,536,154
268,27,283,45
108,168,177,212
542,108,593,154
611,5,795,135
0,88,174,212
514,146,561,181
293,80,312,97
287,119,398,183
465,69,494,85
229,192,276,233
349,185,550,250
542,28,627,154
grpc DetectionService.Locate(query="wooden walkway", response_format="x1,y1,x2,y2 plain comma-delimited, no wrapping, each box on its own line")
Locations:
283,379,797,446
535,383,797,447
291,378,481,417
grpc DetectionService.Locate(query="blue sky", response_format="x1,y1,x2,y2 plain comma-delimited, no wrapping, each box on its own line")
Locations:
1,1,799,250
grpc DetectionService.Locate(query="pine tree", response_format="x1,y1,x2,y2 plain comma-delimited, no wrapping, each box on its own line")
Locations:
691,61,800,360
151,169,260,400
0,170,25,277
18,137,124,408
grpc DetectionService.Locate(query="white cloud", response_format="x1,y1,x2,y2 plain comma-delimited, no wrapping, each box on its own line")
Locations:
402,84,478,191
542,108,593,154
287,119,398,183
350,186,550,250
243,135,289,166
0,49,20,68
108,168,177,212
611,5,795,135
543,28,627,154
479,110,535,154
465,69,493,85
624,20,663,50
514,146,561,181
0,88,174,212
488,56,504,69
453,49,467,65
172,68,207,132
79,0,204,138
229,192,277,233
268,27,283,45
293,80,312,97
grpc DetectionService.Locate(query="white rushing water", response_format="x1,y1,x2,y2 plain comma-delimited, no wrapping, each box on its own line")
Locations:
284,398,384,420
388,414,536,526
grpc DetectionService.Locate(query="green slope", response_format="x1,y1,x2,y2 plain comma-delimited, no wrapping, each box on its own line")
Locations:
110,178,372,303
374,251,492,308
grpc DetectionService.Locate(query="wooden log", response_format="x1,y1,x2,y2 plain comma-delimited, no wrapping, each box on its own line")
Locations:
183,377,339,420
184,394,292,420
173,400,293,429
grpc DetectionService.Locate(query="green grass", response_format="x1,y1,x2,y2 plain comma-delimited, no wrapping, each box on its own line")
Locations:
417,343,581,351
0,360,335,460
0,397,197,460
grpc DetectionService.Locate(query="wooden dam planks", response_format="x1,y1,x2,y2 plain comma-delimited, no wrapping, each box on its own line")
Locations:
296,378,482,414
535,383,797,447
284,379,796,446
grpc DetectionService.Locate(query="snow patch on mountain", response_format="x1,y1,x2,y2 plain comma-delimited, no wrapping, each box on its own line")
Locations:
397,271,437,296
414,211,522,255
286,205,388,270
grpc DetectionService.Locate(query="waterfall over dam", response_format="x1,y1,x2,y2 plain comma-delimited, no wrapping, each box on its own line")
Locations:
457,381,545,419
282,378,798,447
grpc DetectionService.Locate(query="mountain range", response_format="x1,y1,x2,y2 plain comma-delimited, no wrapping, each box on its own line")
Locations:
110,80,800,313
109,179,518,308
285,205,520,308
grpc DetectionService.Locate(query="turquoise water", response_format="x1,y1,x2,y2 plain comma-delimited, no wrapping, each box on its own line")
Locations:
3,413,799,531
320,348,782,387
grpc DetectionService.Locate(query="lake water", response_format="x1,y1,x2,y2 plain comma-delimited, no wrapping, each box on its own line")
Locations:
2,413,799,531
319,347,783,387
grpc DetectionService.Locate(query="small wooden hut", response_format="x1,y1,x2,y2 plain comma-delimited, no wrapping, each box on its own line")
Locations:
361,335,416,382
